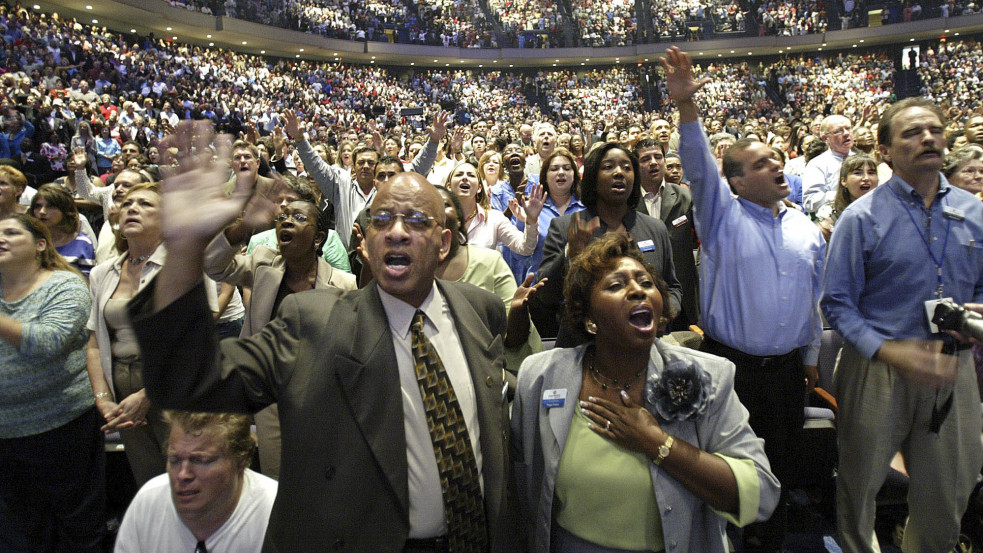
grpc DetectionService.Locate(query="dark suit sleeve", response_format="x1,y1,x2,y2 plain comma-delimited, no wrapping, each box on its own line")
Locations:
128,277,291,414
657,222,684,319
631,215,683,322
528,214,570,339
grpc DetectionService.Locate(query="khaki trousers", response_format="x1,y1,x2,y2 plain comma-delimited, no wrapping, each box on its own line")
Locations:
834,344,983,553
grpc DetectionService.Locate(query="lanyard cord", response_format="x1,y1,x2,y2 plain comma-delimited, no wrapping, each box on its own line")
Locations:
889,183,951,297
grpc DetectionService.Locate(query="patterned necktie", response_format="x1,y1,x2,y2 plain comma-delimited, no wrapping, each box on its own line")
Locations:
410,310,488,552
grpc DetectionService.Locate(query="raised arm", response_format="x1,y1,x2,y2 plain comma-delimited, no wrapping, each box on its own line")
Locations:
664,47,734,239
72,147,114,220
153,121,253,311
407,109,451,176
498,184,545,256
660,46,710,125
284,109,345,207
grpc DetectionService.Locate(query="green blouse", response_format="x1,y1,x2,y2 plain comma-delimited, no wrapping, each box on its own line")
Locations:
554,408,762,550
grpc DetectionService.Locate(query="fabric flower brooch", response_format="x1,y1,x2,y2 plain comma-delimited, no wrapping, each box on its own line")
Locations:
645,358,713,422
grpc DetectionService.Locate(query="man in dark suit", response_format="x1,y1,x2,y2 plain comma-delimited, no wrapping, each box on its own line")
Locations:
127,121,518,552
634,138,699,331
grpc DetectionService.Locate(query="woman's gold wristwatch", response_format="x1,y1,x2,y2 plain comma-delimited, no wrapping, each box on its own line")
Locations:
655,435,674,466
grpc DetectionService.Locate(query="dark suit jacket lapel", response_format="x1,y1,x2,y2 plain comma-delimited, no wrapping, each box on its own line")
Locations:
438,281,506,526
660,184,679,221
334,284,410,516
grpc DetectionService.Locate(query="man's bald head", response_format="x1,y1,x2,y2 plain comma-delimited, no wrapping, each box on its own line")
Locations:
365,172,450,307
821,115,854,155
371,172,443,217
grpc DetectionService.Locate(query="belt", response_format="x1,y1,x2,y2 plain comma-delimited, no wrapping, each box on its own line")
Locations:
702,334,800,368
402,536,449,553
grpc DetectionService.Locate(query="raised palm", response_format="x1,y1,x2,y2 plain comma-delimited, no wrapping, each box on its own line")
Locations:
520,183,547,223
158,121,253,246
661,46,710,103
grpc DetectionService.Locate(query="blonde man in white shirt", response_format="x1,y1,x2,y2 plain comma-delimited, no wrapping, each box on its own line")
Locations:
114,412,277,553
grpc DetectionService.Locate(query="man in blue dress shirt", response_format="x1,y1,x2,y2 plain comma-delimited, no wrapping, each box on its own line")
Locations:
822,97,983,553
664,47,825,553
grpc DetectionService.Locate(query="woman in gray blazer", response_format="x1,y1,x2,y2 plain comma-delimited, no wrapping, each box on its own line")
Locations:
512,233,780,553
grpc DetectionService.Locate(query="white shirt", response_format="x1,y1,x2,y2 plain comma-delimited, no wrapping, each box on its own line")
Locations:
427,156,456,187
377,284,482,539
465,207,538,256
801,148,850,213
114,469,277,553
642,181,666,217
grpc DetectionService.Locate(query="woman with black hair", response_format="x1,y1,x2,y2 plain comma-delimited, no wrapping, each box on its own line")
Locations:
513,233,778,553
203,186,356,480
530,142,682,343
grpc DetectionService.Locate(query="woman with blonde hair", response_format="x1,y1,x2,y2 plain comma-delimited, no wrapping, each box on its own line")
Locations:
0,166,29,218
478,150,505,200
86,182,217,486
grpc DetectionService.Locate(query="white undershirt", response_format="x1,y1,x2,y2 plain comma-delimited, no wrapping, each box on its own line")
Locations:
643,180,665,217
377,283,483,538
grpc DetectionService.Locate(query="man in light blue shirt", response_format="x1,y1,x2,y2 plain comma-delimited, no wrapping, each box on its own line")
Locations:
665,47,825,553
822,97,983,553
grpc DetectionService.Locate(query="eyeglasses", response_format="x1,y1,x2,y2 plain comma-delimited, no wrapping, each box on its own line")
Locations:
827,128,851,136
276,213,309,223
368,210,440,231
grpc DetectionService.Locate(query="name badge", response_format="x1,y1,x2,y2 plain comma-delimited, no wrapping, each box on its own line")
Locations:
542,388,566,409
672,215,688,227
637,239,656,252
943,206,965,221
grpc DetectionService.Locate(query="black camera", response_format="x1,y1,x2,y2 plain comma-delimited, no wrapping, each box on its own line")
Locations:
933,300,983,342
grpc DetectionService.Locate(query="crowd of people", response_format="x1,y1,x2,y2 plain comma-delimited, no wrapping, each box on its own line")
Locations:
4,1,983,552
487,0,566,48
754,0,828,35
535,67,645,129
655,60,777,123
767,51,896,120
166,0,983,46
570,0,636,47
0,0,976,171
918,38,983,111
177,0,983,44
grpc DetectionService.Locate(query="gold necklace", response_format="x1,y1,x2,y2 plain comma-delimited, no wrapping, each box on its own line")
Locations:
465,205,478,222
